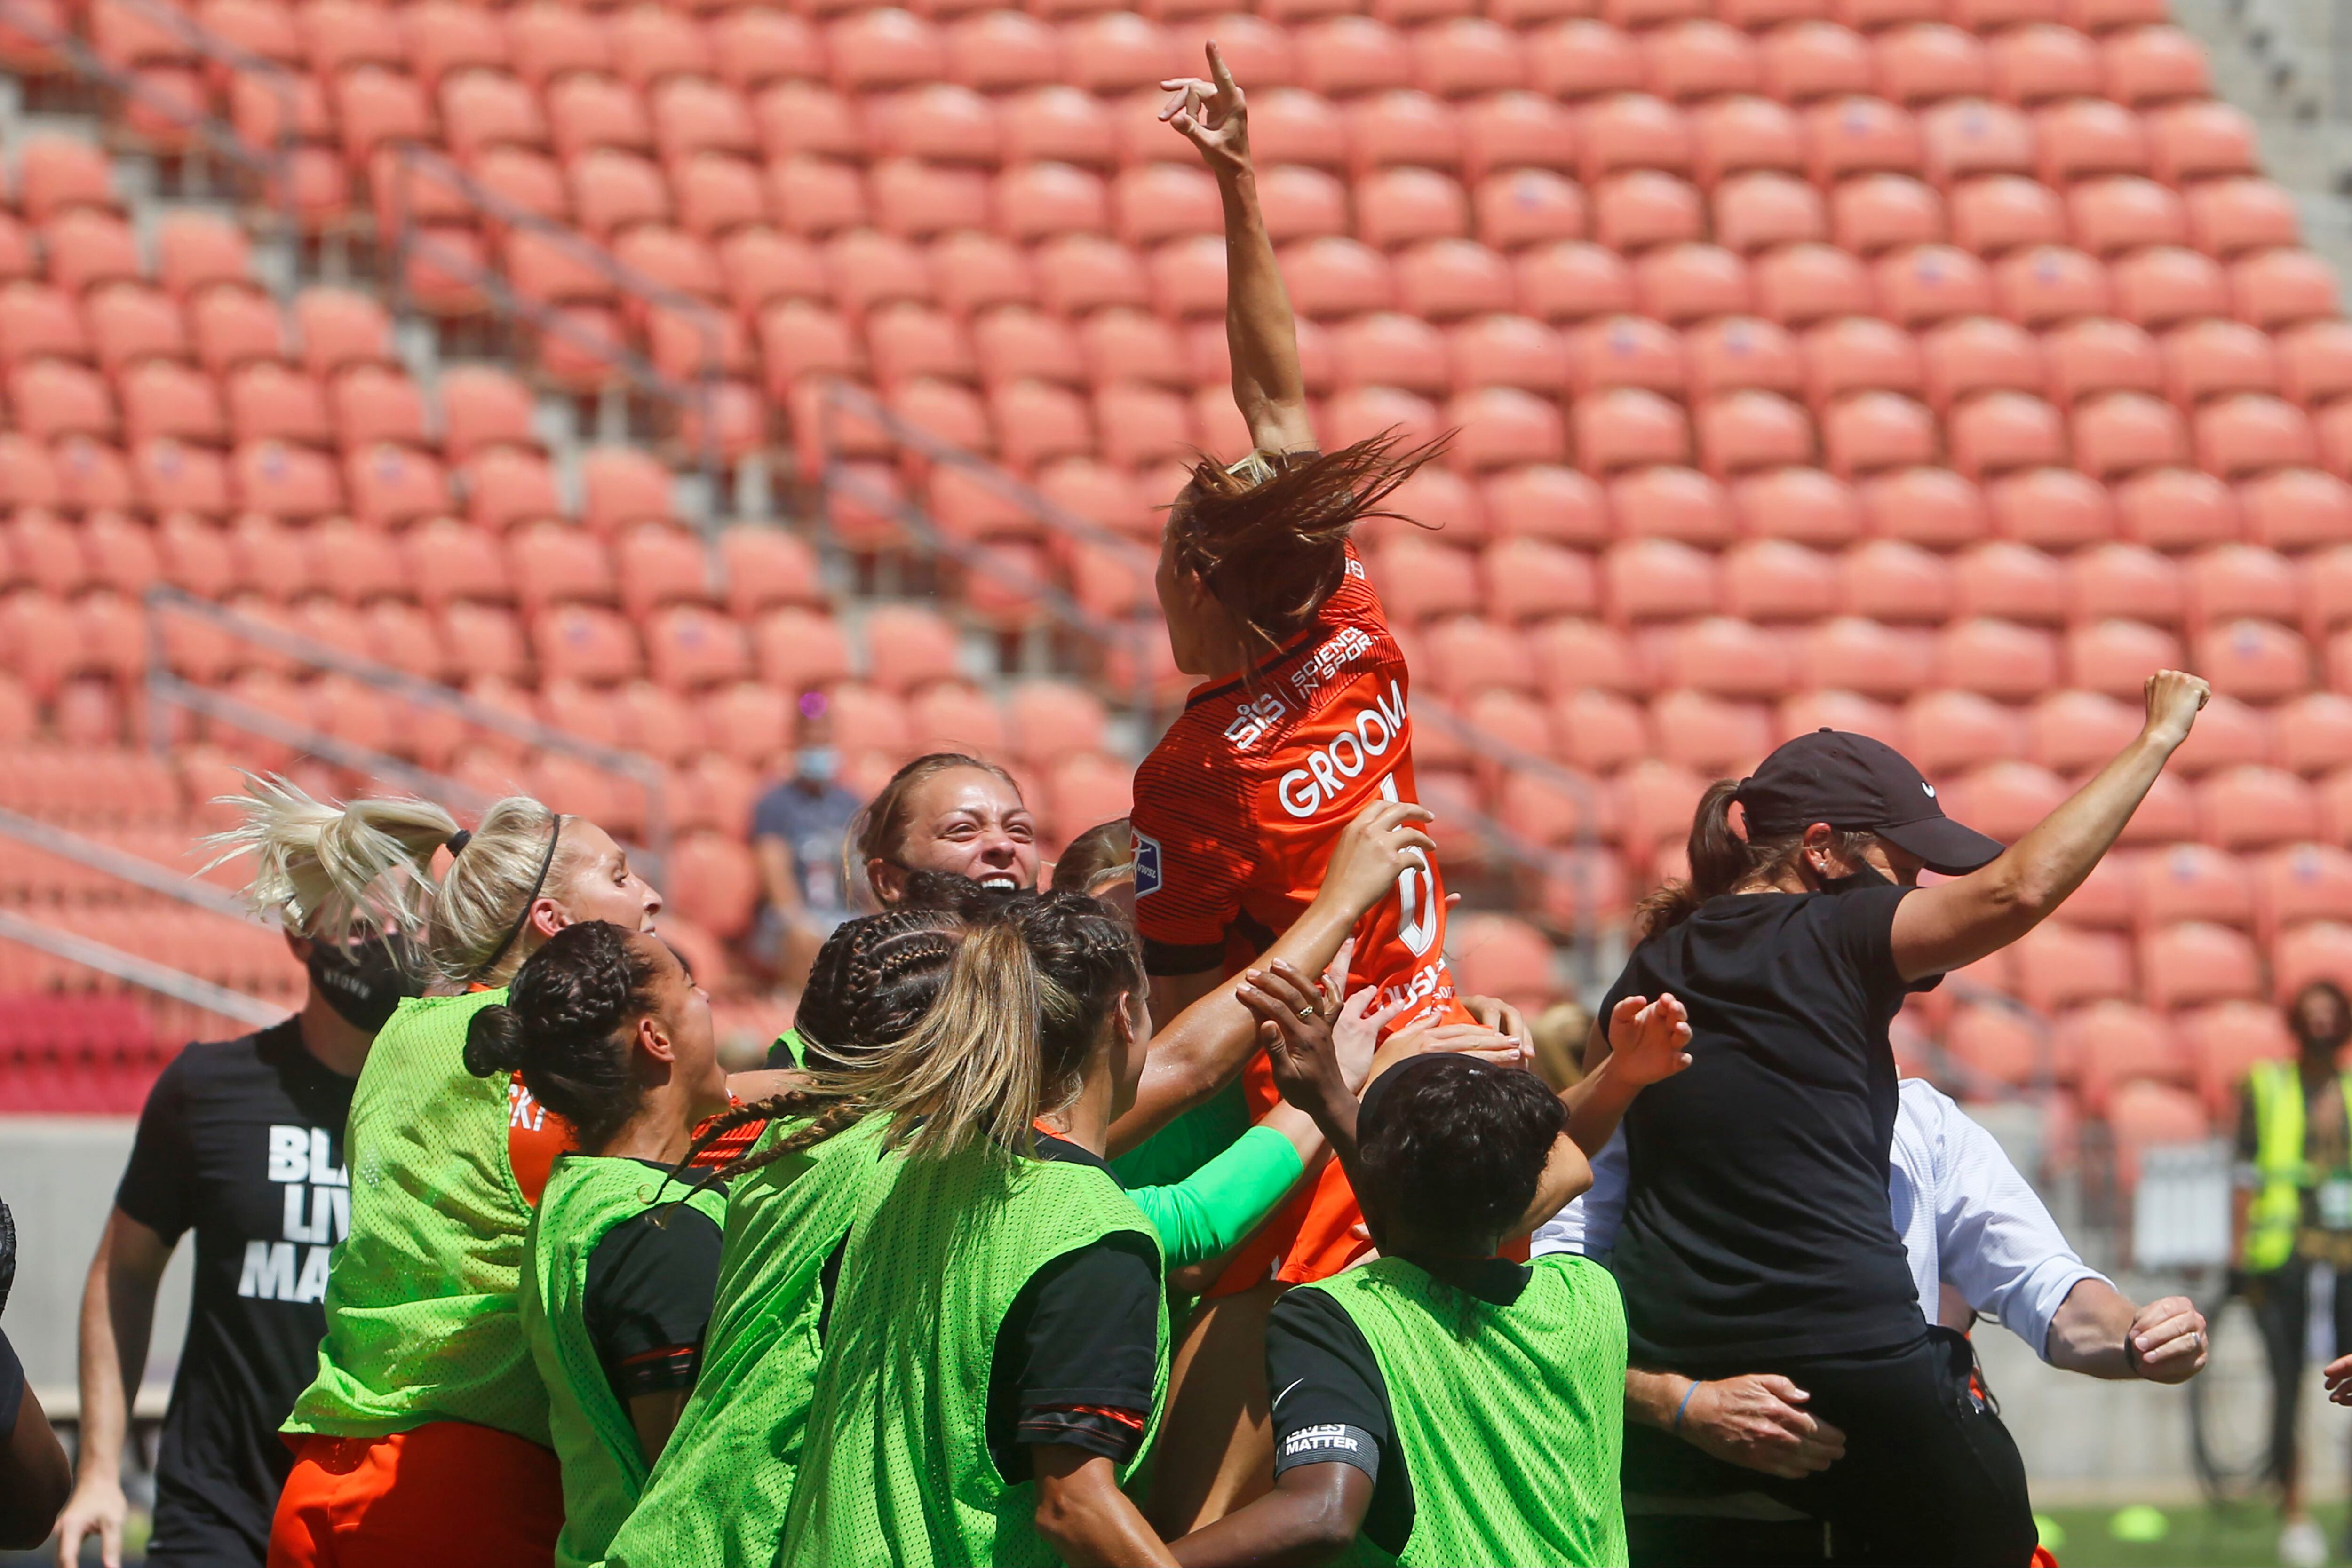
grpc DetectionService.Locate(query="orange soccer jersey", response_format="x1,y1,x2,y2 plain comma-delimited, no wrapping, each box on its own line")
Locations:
1131,543,1472,1287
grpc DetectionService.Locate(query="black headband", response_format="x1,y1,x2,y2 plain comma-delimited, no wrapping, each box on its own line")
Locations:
469,814,565,984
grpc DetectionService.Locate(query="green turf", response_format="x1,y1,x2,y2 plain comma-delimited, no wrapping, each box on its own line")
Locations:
2038,1500,2352,1566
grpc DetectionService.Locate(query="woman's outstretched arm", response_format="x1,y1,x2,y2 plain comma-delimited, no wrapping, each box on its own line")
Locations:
1163,43,1315,456
1110,801,1435,1156
1889,670,2208,982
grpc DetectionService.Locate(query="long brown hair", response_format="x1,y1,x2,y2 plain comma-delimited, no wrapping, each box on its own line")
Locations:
1166,428,1448,664
1635,780,1883,940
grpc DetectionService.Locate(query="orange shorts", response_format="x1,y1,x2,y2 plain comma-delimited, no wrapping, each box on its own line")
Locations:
266,1422,562,1568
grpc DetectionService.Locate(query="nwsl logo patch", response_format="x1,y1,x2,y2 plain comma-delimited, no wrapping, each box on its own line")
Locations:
1132,830,1163,897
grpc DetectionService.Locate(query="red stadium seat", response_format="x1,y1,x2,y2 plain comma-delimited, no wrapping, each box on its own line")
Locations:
1804,315,1925,405
2179,999,2295,1115
1714,173,1828,258
2148,100,2258,187
1760,23,1875,103
1954,537,2068,621
1604,536,1719,621
2034,97,2148,185
1794,615,1937,697
1864,463,1992,547
2141,920,2264,1009
1834,174,1945,257
1905,687,2024,775
1820,391,1937,478
1753,243,1873,328
1841,537,1954,621
2057,546,2182,638
1613,464,1734,545
1575,387,1690,471
1948,174,2067,256
2073,393,2186,480
2068,615,2184,696
1948,390,2066,478
2187,178,2303,259
2012,919,2134,1012
1685,316,1805,402
1487,464,1611,545
2233,250,2340,334
1694,390,1812,476
2064,1000,2185,1113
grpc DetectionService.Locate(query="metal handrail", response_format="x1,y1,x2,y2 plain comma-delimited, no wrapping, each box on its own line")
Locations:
0,0,298,247
0,907,286,1029
104,0,302,258
380,143,727,526
143,586,673,866
0,805,261,922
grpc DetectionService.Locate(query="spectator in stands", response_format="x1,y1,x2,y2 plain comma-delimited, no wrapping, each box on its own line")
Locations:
2233,978,2352,1568
1,1198,71,1552
750,692,865,987
1549,1077,2209,1563
53,915,417,1568
853,752,1039,907
1586,670,2209,1566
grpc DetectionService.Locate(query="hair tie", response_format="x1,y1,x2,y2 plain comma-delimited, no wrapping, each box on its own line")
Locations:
445,828,472,857
469,814,566,984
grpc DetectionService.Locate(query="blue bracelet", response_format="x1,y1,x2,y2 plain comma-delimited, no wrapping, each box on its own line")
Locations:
1672,1381,1700,1433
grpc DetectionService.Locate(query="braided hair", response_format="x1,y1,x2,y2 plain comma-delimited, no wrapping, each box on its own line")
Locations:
685,887,1142,1182
679,879,1001,1182
462,920,664,1148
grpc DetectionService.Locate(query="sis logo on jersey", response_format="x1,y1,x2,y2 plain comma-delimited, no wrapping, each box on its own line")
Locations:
1132,829,1163,897
1224,692,1288,752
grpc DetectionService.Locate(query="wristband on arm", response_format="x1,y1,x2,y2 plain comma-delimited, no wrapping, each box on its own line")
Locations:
1673,1380,1700,1432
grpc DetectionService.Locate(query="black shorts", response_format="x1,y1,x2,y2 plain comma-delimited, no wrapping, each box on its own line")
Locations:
1625,1327,2038,1568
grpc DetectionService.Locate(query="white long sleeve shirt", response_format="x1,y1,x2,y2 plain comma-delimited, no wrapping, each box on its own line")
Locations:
1535,1078,2107,1361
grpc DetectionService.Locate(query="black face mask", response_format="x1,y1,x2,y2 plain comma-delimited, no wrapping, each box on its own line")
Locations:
307,934,424,1032
1815,860,1892,896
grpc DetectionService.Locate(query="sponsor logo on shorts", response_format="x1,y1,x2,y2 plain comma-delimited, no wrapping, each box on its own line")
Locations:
1133,830,1163,897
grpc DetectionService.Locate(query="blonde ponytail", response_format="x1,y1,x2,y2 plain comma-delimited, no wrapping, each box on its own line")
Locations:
207,774,458,944
848,919,1045,1162
210,778,585,987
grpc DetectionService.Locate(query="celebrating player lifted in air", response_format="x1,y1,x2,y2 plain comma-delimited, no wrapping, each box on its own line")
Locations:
1124,41,1500,1525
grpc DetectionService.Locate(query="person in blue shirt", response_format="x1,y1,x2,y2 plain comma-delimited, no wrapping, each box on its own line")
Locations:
751,691,864,986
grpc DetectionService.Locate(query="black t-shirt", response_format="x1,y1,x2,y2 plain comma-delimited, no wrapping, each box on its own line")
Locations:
988,1136,1161,1479
1604,886,1932,1365
582,1160,726,1407
1265,1256,1531,1558
114,1020,357,1562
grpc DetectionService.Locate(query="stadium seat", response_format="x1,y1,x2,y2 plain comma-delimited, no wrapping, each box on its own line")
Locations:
1821,392,1938,478
2178,998,2295,1114
1947,174,2067,257
2187,177,2303,259
1794,614,1936,696
2062,539,2177,630
1859,462,1993,548
1904,687,2024,775
1590,172,1706,255
2112,464,2236,549
2241,467,2352,553
2012,918,2134,1012
2066,615,2184,695
2062,999,2185,1113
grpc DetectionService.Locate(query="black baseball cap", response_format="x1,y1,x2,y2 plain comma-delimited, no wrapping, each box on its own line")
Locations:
1734,729,2005,877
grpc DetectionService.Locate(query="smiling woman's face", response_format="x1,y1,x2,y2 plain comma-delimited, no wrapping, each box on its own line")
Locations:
868,766,1040,904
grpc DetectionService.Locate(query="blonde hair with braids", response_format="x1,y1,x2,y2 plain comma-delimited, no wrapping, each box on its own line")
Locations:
211,777,594,986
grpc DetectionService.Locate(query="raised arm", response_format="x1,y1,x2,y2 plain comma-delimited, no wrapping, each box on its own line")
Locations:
1889,671,2207,982
1163,43,1315,456
1111,802,1435,1155
55,1210,173,1568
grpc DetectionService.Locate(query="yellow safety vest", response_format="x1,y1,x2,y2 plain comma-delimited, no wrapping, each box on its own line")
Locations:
2242,1060,2352,1273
